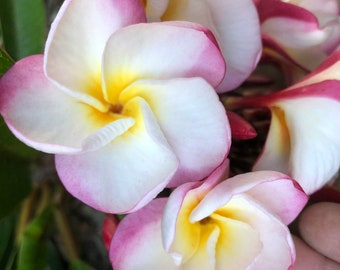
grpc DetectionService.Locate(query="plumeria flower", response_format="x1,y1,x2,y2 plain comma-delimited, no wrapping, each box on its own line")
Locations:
230,51,340,194
257,0,340,72
109,159,308,269
142,0,263,92
0,0,231,213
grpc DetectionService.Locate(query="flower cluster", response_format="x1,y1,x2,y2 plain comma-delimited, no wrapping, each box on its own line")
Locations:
1,0,340,269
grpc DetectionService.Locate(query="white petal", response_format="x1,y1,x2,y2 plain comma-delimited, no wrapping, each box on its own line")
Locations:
120,78,230,186
55,98,178,213
102,22,225,103
279,97,340,194
44,0,146,110
0,55,114,153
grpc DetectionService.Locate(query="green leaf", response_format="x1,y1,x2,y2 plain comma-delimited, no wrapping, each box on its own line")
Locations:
17,205,54,270
0,47,14,76
0,0,46,60
0,151,32,220
0,117,39,159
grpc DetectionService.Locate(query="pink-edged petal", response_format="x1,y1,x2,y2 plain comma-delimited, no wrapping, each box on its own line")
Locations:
245,177,307,224
190,171,307,223
120,78,230,186
258,0,340,70
0,55,118,153
227,111,257,140
257,0,318,23
162,182,200,250
162,158,230,256
150,0,262,92
102,22,225,103
209,0,262,92
109,198,177,270
262,35,310,72
44,0,146,110
216,194,295,270
55,97,178,213
234,80,340,107
288,51,340,90
261,16,327,47
291,0,340,16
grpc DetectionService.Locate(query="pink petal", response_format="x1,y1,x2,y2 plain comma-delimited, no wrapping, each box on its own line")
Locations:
120,78,230,187
258,0,340,70
109,198,177,270
288,51,340,89
56,98,178,213
102,22,225,104
210,0,262,92
0,55,115,153
245,177,307,224
292,0,340,16
190,171,307,224
44,0,146,110
258,0,319,25
235,80,340,107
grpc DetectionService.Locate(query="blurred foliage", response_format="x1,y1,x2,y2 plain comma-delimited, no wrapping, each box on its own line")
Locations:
0,47,14,76
0,151,31,220
17,205,54,270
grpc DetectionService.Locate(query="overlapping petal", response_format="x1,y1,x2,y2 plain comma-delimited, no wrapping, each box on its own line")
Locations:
102,22,226,103
235,52,340,194
0,55,116,153
143,0,262,92
162,158,230,256
215,195,294,270
288,50,340,89
164,164,306,269
290,0,339,16
190,171,307,224
44,0,146,110
56,97,178,213
120,78,230,186
108,161,307,269
257,0,340,70
0,0,231,214
109,199,177,270
253,95,340,194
